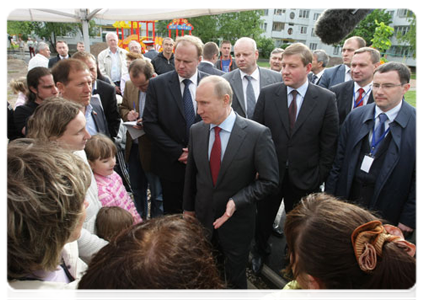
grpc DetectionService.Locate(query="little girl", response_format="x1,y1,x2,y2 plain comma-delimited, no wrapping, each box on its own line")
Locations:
9,76,28,109
85,134,142,224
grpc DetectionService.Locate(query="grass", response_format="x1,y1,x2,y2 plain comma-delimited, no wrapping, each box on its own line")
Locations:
404,90,416,107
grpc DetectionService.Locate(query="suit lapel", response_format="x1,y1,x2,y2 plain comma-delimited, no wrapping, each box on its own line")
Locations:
230,71,246,116
274,84,290,134
168,72,185,119
197,122,213,184
216,115,246,186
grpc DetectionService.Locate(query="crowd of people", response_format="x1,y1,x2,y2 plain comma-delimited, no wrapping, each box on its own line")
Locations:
7,31,415,291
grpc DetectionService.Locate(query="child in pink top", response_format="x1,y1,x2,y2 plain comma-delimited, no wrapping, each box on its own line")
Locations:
85,134,142,223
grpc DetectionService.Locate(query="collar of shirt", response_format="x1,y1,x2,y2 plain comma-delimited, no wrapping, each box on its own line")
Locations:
92,80,98,91
59,55,69,60
345,65,352,81
208,109,236,160
315,69,325,79
352,81,373,109
374,100,402,125
179,71,199,111
239,67,260,82
287,81,309,118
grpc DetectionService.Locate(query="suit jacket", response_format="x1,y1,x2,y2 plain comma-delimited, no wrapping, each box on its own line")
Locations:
329,80,374,125
198,61,225,76
144,49,159,60
48,54,63,68
318,64,347,89
183,114,279,241
326,101,416,228
143,70,209,181
307,72,323,85
90,97,110,137
94,79,121,138
120,80,152,172
253,82,339,190
223,67,282,118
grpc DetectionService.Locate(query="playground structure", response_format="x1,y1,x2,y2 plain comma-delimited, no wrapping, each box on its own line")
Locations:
113,18,194,53
167,18,194,38
113,20,162,53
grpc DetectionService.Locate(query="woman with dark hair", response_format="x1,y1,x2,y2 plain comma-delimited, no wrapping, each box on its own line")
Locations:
283,193,415,289
13,67,58,136
8,139,91,288
78,214,224,289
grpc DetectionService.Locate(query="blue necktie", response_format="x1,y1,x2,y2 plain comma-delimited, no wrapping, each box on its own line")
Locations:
183,79,195,137
374,113,388,142
245,75,256,119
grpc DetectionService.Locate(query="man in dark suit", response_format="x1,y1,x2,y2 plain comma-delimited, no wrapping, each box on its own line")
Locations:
330,47,380,125
143,35,208,215
252,43,339,274
48,40,70,68
52,59,110,137
308,49,329,85
198,42,225,76
319,36,366,89
143,40,159,60
326,62,415,237
72,51,121,138
183,75,279,288
223,37,282,119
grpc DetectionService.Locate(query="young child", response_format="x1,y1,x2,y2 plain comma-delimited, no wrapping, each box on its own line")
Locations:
9,76,28,109
85,134,142,224
95,206,134,242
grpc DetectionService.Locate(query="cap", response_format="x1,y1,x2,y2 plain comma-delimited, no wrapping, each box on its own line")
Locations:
143,40,154,45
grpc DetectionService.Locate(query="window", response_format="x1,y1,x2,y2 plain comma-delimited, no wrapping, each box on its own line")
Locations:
272,22,285,31
299,10,310,19
395,26,410,36
309,43,317,50
274,9,285,16
300,26,307,34
398,8,413,18
263,9,269,16
313,13,320,21
333,46,340,55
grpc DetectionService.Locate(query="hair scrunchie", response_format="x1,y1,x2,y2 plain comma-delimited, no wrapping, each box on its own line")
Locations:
351,220,416,273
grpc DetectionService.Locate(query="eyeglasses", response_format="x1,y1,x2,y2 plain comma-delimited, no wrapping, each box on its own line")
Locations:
373,83,404,90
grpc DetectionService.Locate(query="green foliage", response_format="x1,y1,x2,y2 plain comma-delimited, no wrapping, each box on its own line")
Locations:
396,12,416,58
154,10,264,46
7,21,35,40
256,36,275,58
371,20,394,54
343,9,392,46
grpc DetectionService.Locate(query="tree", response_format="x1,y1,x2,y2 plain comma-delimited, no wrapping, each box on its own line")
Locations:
256,36,275,58
154,10,264,46
396,11,416,58
371,20,394,58
343,9,392,46
7,21,35,40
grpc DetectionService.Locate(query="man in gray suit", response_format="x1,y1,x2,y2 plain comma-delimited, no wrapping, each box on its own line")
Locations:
198,42,225,76
223,37,282,119
318,36,366,89
183,76,279,288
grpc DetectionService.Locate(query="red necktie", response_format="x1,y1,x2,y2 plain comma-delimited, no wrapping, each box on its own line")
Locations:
289,90,298,133
355,88,364,108
210,127,221,186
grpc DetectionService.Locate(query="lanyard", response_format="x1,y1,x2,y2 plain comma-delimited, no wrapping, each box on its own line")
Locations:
220,56,232,70
353,87,371,108
370,114,390,156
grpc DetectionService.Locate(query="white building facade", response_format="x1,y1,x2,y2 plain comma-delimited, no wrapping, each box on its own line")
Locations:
260,8,415,67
